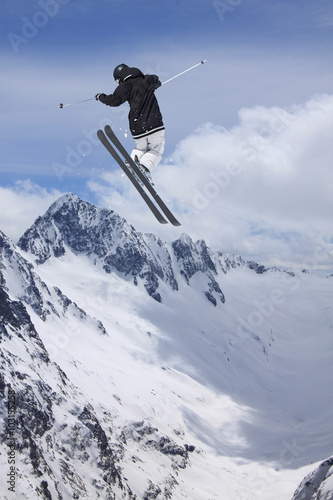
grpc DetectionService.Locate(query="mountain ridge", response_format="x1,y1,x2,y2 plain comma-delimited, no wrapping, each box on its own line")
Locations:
17,193,270,307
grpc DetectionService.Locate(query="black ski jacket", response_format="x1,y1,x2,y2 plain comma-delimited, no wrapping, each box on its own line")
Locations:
98,67,164,139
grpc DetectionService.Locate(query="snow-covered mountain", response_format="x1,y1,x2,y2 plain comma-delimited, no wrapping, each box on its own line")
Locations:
292,457,333,500
1,193,333,499
17,193,254,305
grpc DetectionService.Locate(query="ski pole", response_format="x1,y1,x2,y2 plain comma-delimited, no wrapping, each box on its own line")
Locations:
59,60,206,107
59,97,96,109
162,60,206,85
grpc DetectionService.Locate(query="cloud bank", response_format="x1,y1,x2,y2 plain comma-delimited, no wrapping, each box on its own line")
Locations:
0,181,63,242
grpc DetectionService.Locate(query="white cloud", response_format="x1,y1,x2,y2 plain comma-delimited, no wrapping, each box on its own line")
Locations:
0,180,63,242
89,93,333,274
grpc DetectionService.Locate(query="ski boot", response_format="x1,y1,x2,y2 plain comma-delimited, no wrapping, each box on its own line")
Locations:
124,158,142,186
125,157,154,186
135,157,154,186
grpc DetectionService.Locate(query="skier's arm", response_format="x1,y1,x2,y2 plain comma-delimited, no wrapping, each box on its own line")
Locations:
96,85,129,107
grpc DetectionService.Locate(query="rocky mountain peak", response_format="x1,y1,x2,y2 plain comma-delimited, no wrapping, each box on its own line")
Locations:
16,194,267,306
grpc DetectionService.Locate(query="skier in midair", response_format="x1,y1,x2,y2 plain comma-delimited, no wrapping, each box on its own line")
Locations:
95,64,165,183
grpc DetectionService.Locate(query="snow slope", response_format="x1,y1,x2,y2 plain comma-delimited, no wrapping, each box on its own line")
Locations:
1,194,333,499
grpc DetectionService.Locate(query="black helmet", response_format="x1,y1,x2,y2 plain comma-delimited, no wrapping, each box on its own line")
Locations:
113,64,128,83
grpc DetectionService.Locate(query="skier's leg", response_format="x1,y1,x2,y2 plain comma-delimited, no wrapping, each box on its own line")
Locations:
139,130,165,172
131,137,148,163
131,136,155,185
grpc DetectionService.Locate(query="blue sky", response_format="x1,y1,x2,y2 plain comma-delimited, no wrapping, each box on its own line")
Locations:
1,0,333,271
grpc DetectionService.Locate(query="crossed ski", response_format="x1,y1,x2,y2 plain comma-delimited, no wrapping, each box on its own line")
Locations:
97,125,181,226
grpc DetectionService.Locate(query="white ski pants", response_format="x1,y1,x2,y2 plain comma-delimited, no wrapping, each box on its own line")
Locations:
131,129,165,172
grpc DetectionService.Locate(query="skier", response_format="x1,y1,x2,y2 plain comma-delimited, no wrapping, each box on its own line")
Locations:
95,64,165,183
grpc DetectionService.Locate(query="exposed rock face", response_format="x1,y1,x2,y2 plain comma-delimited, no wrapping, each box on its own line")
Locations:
292,457,333,500
18,193,265,306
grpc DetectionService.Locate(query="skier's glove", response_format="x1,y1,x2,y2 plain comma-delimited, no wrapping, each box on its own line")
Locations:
95,93,103,101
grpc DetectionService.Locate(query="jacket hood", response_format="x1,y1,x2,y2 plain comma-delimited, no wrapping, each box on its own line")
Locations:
119,67,144,83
